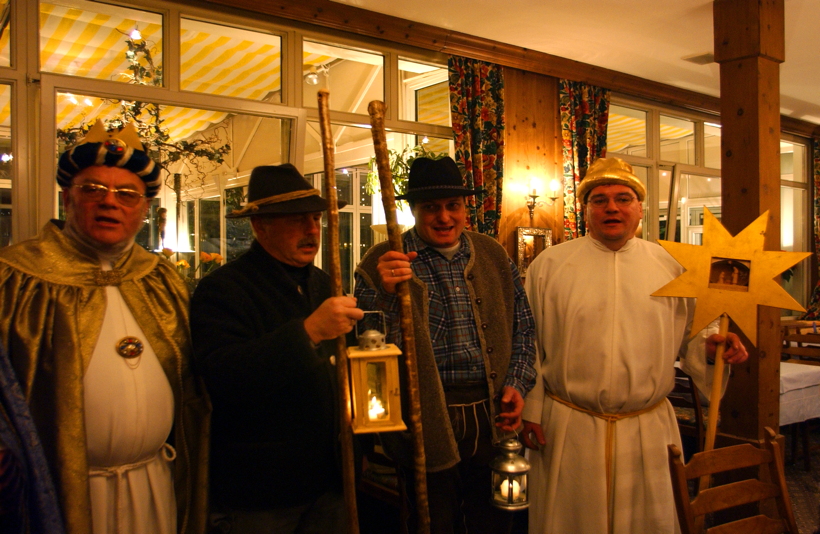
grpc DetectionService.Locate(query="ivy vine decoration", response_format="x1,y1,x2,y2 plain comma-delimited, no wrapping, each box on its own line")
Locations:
365,144,449,203
55,30,231,196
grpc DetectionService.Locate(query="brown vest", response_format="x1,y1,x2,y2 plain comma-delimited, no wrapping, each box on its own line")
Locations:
356,230,516,471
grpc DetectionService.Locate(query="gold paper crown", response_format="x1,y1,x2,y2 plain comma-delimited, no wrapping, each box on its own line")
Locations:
577,157,647,202
80,120,146,151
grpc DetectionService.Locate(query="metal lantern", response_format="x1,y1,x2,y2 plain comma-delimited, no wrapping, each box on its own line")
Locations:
490,437,530,510
347,313,406,434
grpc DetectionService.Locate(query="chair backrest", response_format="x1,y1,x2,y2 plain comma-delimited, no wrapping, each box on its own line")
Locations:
668,366,705,453
668,427,799,534
781,331,820,365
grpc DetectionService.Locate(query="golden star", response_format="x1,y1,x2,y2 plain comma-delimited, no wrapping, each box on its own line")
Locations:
651,208,810,344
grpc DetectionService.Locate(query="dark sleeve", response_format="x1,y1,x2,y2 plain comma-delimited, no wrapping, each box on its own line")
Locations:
189,267,327,403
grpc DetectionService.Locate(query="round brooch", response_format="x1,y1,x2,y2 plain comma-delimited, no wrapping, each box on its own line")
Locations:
116,336,144,359
104,138,126,155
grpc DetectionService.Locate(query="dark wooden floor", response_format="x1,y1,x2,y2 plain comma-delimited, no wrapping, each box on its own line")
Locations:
357,424,820,534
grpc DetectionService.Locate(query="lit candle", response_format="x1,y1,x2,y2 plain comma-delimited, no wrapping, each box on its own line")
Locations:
368,395,386,420
531,188,537,196
499,479,520,500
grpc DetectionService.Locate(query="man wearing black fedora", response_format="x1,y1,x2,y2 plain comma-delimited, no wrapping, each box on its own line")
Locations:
355,157,536,534
190,164,363,533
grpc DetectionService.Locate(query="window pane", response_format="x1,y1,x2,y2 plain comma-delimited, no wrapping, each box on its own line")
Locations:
56,92,293,258
658,168,679,242
781,185,807,307
780,141,807,183
199,198,221,256
398,58,449,125
704,123,721,169
321,211,353,293
607,105,646,157
679,174,721,245
181,18,281,103
41,1,162,85
225,186,253,262
660,115,694,164
358,169,372,207
0,84,10,247
135,198,161,250
360,212,373,259
304,120,373,175
183,199,195,252
335,171,353,205
0,0,11,67
417,135,450,157
302,40,383,113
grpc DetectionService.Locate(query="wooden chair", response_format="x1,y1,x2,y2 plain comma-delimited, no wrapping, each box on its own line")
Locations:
668,427,798,534
669,367,706,455
781,329,820,365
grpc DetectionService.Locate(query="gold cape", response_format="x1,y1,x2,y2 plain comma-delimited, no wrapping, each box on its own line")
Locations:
0,221,210,534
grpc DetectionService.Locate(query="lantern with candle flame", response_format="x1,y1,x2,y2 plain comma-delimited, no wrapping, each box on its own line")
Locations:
348,313,406,434
490,437,530,510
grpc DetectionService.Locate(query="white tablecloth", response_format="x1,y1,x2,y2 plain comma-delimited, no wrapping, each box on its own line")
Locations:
780,361,820,426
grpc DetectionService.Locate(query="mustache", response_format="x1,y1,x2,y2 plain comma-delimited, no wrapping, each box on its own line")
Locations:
297,237,319,247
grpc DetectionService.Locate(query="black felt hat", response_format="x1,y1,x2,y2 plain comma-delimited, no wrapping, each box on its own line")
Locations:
395,157,482,201
226,164,347,218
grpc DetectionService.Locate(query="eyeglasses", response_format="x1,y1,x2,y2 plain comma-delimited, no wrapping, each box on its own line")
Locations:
72,183,145,207
587,194,638,209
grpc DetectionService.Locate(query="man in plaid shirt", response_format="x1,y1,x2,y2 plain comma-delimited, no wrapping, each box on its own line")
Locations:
355,156,535,534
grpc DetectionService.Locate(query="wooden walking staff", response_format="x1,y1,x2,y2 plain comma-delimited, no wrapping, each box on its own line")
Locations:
367,100,431,534
317,89,360,534
704,313,729,453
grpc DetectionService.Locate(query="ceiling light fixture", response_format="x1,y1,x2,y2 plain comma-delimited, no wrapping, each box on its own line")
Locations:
304,66,319,86
129,25,142,41
304,64,330,86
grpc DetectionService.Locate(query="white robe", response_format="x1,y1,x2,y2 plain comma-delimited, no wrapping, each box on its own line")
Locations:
522,236,723,534
83,262,176,534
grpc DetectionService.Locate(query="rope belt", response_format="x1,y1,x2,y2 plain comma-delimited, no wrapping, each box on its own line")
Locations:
89,443,176,533
547,390,665,534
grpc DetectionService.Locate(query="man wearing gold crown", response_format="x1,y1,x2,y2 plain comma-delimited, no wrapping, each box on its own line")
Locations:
0,121,209,534
520,157,748,534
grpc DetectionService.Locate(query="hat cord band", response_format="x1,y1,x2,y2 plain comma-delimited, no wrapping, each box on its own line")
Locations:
230,188,321,216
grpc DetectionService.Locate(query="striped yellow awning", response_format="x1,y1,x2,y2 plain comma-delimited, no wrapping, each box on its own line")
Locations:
42,1,285,142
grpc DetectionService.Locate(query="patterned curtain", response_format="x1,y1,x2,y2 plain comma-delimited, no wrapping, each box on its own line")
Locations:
560,80,610,240
449,56,505,237
800,138,820,319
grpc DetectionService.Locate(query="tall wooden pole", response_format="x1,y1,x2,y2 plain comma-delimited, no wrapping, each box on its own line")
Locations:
318,89,360,534
368,100,430,534
698,313,730,499
713,0,784,445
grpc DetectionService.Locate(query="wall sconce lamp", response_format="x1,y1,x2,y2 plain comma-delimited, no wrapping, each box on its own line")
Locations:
304,64,330,86
526,179,562,220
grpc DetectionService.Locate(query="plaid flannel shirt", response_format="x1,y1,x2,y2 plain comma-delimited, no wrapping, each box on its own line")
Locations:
354,230,536,395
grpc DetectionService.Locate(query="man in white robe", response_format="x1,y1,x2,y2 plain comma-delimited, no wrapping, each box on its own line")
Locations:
521,157,748,534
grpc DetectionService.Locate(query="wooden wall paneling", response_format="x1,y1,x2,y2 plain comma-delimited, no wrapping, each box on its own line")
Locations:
500,68,561,259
